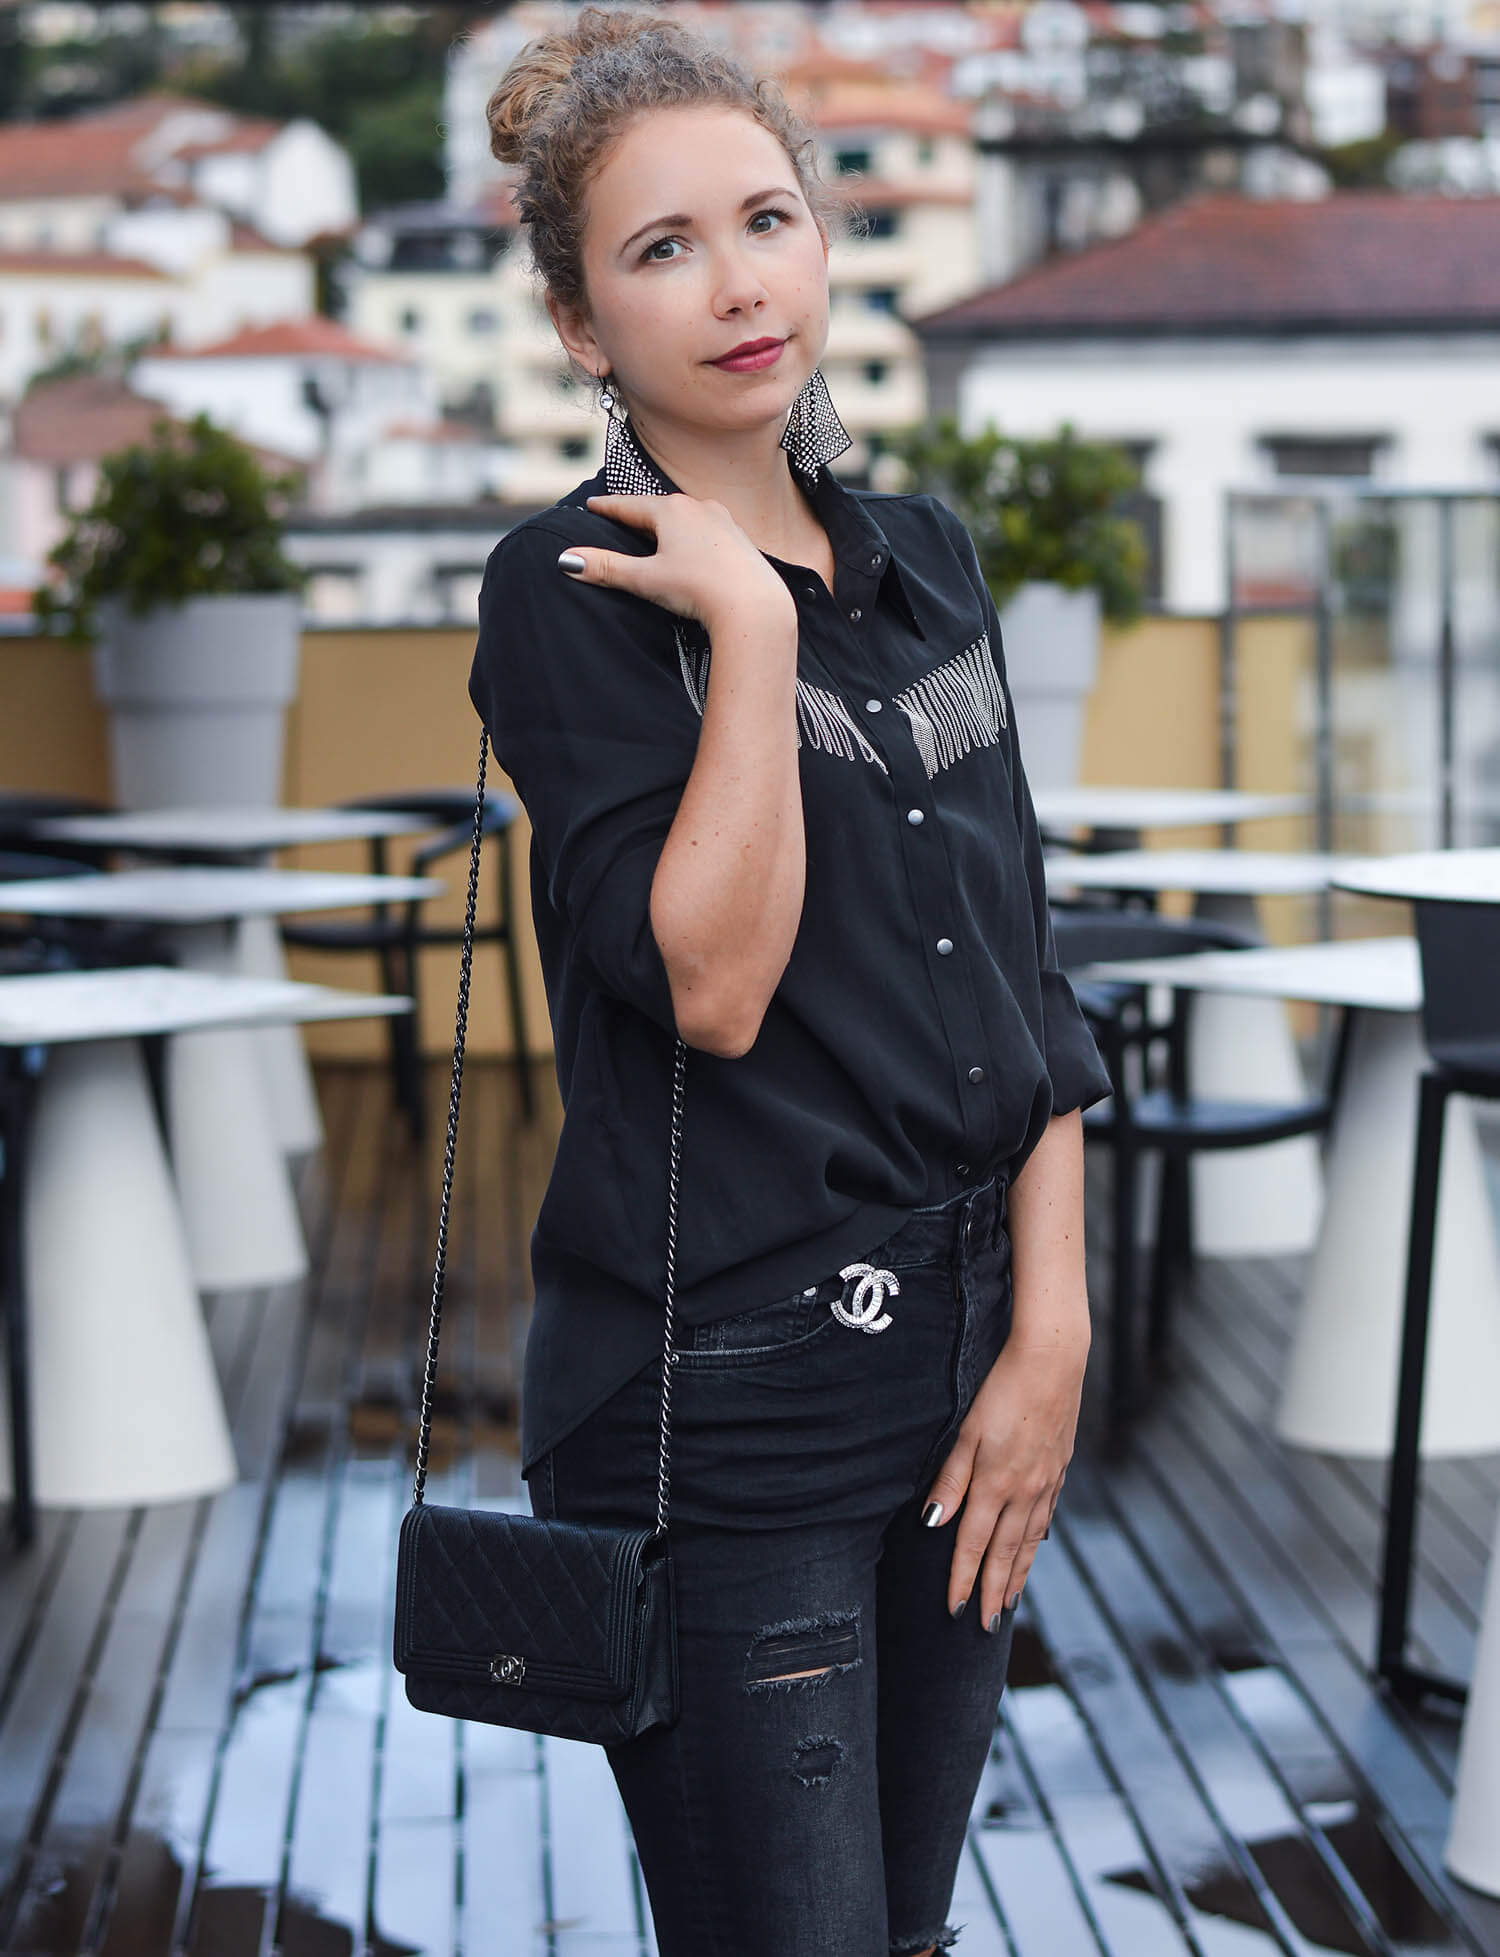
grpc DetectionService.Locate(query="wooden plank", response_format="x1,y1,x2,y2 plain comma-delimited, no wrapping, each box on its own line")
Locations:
4,1499,203,1952
540,1735,641,1946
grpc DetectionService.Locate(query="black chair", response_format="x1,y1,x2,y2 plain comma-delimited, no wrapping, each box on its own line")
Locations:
0,793,115,869
1377,897,1500,1707
1050,908,1343,1432
279,791,535,1139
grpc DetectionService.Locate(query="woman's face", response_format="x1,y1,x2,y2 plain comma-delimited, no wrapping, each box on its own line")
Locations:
553,104,830,444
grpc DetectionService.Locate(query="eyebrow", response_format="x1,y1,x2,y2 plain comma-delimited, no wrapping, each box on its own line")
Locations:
618,185,799,258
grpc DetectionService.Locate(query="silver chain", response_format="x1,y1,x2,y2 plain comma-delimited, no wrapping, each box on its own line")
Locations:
412,727,687,1531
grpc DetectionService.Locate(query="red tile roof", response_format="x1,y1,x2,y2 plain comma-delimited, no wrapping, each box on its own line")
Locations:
915,193,1500,336
145,317,408,364
13,373,299,472
0,250,169,280
0,94,282,201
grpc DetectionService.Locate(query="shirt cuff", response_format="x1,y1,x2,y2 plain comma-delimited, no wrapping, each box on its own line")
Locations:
1040,968,1114,1116
573,837,679,1035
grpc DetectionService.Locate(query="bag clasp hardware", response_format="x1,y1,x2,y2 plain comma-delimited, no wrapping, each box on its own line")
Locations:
490,1653,527,1684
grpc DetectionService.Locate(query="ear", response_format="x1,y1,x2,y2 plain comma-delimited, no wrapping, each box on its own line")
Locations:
546,291,604,378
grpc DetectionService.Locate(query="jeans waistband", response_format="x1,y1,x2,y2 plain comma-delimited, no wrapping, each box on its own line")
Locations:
873,1173,1007,1267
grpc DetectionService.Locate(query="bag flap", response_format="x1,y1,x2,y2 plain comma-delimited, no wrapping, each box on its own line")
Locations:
393,1502,658,1701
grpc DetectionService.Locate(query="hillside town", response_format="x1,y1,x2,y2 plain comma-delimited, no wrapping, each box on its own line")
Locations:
2,0,1499,623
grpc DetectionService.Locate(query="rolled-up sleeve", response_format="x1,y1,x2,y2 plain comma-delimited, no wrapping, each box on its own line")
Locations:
467,520,701,1035
933,503,1112,1117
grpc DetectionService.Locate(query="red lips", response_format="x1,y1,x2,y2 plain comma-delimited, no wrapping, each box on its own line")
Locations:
713,337,784,362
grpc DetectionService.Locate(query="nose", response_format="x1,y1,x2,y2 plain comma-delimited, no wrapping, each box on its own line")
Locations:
711,242,770,319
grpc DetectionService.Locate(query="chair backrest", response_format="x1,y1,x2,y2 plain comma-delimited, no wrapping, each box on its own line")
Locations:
1412,899,1500,1059
1048,908,1258,971
0,850,98,883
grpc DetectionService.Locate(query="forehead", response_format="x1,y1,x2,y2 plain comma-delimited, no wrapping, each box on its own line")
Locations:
586,104,796,236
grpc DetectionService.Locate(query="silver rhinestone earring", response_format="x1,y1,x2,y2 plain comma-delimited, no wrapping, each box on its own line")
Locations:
780,365,852,486
597,374,663,497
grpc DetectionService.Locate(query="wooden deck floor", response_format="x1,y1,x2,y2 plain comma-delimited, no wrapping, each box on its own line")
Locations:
2,1059,1499,1957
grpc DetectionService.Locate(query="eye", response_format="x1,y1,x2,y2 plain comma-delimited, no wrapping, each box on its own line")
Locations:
641,234,685,264
749,206,794,234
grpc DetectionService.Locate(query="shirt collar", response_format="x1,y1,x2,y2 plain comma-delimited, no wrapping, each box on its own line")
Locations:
602,415,924,638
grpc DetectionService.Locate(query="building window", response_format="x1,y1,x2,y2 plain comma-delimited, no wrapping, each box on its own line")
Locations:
434,565,485,622
1484,434,1500,475
863,287,900,314
834,146,872,175
1259,434,1388,479
467,307,499,336
304,569,363,624
916,137,935,165
862,360,889,386
558,437,589,459
863,209,900,240
398,307,422,334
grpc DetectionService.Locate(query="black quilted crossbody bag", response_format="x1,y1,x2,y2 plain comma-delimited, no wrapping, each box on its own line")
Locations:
392,728,682,1741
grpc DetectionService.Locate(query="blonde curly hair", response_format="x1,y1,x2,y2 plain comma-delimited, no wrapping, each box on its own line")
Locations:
486,4,848,320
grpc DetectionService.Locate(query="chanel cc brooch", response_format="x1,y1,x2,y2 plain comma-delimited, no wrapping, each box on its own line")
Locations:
833,1263,900,1334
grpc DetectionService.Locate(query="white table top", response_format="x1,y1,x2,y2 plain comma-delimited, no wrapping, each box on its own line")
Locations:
30,806,432,852
1032,788,1309,832
0,867,441,922
1332,849,1500,905
0,966,413,1046
1081,936,1421,1013
1045,848,1346,897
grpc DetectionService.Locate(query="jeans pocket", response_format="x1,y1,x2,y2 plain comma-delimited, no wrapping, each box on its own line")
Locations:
672,1280,842,1369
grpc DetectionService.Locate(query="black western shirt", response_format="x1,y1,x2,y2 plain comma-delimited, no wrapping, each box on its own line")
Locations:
467,438,1110,1476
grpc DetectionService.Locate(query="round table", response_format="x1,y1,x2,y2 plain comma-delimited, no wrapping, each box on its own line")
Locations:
29,806,432,1153
1046,849,1346,1257
0,965,411,1511
0,869,437,1290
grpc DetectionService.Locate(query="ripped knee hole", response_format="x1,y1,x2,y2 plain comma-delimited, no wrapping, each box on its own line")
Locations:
744,1611,861,1694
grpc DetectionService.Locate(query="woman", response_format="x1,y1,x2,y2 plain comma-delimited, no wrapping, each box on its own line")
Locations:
468,11,1110,1954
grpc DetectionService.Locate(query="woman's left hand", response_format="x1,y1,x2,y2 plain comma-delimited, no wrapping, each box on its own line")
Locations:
921,1325,1088,1629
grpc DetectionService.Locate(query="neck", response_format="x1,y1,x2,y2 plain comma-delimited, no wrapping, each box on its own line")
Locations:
627,410,810,556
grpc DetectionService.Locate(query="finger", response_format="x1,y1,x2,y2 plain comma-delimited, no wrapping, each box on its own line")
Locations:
946,1473,1004,1619
980,1491,1053,1629
554,546,642,593
921,1428,977,1535
583,491,666,532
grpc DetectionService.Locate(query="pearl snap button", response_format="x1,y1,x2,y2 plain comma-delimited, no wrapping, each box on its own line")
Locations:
870,554,881,568
907,808,925,826
968,1066,985,1084
849,607,862,623
936,937,954,955
955,1161,971,1177
865,698,882,712
804,585,818,599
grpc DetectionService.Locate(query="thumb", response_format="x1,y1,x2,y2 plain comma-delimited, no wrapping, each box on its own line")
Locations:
922,1430,977,1529
555,545,636,594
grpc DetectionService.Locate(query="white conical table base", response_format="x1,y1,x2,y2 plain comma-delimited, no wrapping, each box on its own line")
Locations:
1186,890,1324,1258
235,910,324,1155
164,921,309,1291
1275,1009,1500,1456
1447,1514,1500,1894
0,1040,236,1507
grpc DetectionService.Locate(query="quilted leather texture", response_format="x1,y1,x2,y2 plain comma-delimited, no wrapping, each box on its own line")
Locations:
393,1502,679,1742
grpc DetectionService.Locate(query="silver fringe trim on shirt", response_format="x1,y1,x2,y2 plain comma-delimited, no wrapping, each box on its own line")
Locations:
675,629,888,775
892,634,1008,781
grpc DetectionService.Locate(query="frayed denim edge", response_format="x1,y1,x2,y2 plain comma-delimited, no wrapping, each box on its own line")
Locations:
890,1923,961,1955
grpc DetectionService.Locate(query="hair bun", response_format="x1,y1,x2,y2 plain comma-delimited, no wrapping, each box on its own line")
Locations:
487,6,672,164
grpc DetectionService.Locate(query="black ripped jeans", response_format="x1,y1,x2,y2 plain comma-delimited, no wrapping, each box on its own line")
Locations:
528,1175,1018,1957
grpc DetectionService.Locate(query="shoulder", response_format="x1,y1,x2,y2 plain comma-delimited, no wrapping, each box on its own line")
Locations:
847,484,977,560
482,471,658,585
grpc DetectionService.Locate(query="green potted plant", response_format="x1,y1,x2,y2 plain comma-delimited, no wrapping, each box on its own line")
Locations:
34,412,307,810
887,417,1149,791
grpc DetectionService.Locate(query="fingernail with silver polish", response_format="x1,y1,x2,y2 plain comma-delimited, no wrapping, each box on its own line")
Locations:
1008,1590,1023,1612
921,1501,943,1528
950,1598,966,1622
987,1612,1003,1635
557,551,586,575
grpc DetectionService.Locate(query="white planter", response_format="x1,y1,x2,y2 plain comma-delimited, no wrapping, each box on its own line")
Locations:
996,582,1101,794
92,593,302,810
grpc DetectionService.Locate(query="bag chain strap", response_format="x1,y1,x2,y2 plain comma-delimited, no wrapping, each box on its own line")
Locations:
412,728,686,1542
